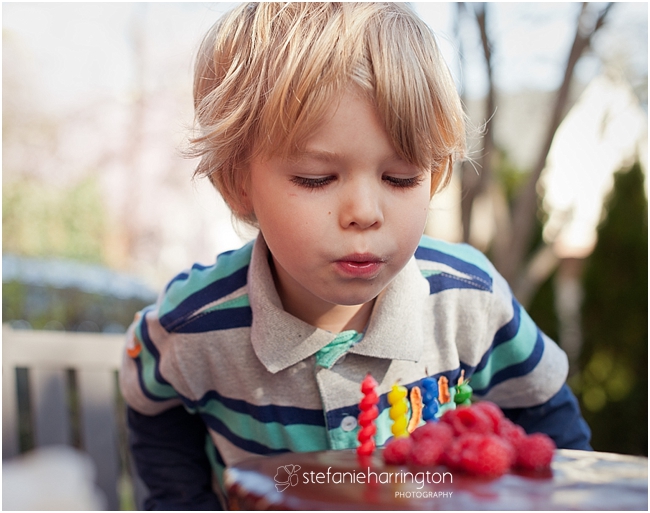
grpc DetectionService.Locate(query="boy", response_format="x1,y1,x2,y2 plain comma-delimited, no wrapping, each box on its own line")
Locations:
120,3,590,509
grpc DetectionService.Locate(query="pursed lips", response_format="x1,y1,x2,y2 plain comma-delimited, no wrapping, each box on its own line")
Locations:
334,253,385,277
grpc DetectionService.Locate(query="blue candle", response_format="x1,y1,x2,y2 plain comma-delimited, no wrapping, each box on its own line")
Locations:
421,377,439,421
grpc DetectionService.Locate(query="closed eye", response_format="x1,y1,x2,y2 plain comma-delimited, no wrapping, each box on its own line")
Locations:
290,176,335,189
383,175,425,189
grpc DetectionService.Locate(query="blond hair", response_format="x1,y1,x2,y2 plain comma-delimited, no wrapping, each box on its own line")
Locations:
189,2,466,224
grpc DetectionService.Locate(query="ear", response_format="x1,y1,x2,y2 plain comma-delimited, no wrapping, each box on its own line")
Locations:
234,186,254,220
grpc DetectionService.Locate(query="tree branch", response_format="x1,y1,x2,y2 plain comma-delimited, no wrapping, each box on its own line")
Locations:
460,2,496,243
494,2,614,288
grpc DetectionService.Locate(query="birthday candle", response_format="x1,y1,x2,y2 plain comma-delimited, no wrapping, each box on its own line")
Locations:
438,376,451,404
388,384,409,438
454,370,473,406
421,377,439,422
357,374,379,457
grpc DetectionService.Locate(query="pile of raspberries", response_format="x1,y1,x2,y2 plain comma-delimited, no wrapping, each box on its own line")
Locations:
383,401,555,477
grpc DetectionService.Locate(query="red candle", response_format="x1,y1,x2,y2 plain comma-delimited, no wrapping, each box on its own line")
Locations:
357,374,379,457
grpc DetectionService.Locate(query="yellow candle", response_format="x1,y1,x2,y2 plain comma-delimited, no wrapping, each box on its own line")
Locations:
388,384,409,438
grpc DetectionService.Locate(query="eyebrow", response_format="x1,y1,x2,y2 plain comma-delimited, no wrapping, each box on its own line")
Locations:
288,150,340,163
289,149,407,166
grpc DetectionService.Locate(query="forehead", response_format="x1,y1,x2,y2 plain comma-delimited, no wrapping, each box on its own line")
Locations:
265,89,410,166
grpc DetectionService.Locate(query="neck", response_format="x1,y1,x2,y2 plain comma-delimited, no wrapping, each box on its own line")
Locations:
269,256,376,333
291,298,376,334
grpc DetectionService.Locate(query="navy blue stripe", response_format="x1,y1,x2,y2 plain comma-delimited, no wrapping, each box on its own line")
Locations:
134,357,172,403
493,297,522,345
173,306,253,333
415,247,492,291
160,265,249,332
187,390,325,427
165,271,189,292
199,410,291,456
472,329,545,396
474,297,521,374
136,308,176,402
164,254,238,293
426,273,491,294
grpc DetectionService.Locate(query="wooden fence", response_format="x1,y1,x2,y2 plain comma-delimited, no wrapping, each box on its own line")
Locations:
2,325,146,510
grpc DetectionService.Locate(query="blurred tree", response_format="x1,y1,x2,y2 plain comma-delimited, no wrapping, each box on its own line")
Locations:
459,3,496,244
458,2,614,304
571,162,648,456
3,176,108,263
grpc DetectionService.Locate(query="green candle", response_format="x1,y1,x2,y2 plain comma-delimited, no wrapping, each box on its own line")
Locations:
454,370,472,406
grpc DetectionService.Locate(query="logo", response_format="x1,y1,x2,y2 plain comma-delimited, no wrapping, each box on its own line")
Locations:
274,464,301,492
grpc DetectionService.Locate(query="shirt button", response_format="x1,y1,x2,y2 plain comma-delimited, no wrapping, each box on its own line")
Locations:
341,416,358,432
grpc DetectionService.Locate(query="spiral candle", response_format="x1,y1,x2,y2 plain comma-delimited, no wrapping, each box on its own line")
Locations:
454,370,473,406
357,374,379,457
388,384,409,438
421,377,440,422
438,376,451,404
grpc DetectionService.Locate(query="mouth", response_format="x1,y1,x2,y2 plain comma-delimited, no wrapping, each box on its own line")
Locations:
334,253,385,278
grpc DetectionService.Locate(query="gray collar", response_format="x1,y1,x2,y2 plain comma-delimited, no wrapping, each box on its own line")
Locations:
248,235,429,374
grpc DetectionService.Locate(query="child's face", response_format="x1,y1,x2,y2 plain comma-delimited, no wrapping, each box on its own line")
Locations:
246,89,433,325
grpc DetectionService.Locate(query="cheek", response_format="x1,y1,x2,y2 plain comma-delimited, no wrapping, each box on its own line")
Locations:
396,190,431,226
257,196,321,247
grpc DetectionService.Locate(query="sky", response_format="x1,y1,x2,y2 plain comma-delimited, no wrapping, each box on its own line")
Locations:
5,2,646,117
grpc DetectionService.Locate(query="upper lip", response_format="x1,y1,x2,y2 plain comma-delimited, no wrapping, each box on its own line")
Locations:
337,253,384,263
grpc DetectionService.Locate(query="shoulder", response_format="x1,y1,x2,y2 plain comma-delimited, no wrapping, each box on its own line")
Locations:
155,240,255,333
415,234,496,294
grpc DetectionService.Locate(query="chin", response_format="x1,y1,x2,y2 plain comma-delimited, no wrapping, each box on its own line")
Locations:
321,285,385,308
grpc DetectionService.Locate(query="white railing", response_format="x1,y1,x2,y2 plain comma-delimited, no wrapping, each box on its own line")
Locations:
2,325,145,510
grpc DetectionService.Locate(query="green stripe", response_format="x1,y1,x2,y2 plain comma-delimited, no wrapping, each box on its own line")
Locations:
198,399,329,452
203,294,251,313
328,407,395,450
160,240,254,317
437,390,457,417
327,394,462,451
420,269,442,279
205,437,226,494
418,235,493,276
136,322,178,400
470,306,539,389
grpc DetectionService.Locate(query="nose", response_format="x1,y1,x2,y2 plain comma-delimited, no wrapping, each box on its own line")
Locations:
338,179,384,230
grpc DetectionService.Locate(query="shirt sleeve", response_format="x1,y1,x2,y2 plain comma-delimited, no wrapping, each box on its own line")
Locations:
456,253,590,447
467,260,570,409
119,308,183,416
128,405,222,510
502,383,592,450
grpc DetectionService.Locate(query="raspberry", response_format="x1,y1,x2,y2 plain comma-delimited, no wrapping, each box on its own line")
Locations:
472,402,504,431
410,421,454,448
445,433,512,477
383,437,413,465
441,406,493,436
410,436,447,466
515,433,555,471
443,432,483,470
496,417,526,450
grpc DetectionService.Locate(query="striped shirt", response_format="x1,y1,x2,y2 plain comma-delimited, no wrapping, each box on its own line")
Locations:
119,234,568,494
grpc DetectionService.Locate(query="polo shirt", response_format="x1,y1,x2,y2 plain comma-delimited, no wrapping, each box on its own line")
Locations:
119,233,569,493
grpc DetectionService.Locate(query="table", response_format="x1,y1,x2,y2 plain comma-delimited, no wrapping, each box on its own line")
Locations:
225,448,648,510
